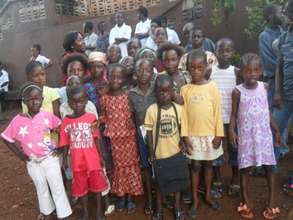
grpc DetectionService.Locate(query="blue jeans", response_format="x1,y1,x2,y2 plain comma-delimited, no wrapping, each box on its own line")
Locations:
273,99,293,161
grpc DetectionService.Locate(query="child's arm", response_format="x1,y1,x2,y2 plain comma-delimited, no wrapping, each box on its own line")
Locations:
229,88,240,145
62,146,69,170
212,85,224,149
2,139,30,162
234,67,243,85
274,56,284,109
172,91,184,105
52,99,61,118
146,130,154,162
95,138,105,167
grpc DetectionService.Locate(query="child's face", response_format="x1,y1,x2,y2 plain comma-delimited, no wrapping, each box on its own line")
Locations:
67,61,85,78
109,67,124,91
163,49,180,74
89,61,105,79
23,89,43,114
28,66,47,87
191,30,204,49
155,28,168,45
69,90,87,116
188,57,207,83
156,81,173,105
150,22,159,35
143,51,156,63
122,57,134,75
108,47,121,64
31,47,39,57
67,77,82,87
73,33,86,53
216,41,234,65
242,60,262,86
128,41,140,57
136,62,153,85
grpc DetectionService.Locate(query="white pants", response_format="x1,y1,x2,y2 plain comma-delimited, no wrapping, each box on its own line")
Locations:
27,155,72,218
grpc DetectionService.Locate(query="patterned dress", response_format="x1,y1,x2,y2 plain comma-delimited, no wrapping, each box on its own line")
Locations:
236,82,276,169
101,92,144,196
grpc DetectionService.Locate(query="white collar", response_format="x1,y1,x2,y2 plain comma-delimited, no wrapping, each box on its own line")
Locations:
115,23,126,29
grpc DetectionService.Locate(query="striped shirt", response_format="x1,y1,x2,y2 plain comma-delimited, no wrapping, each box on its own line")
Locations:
210,65,236,124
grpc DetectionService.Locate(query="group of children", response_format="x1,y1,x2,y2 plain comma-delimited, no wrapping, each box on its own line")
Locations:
2,2,293,220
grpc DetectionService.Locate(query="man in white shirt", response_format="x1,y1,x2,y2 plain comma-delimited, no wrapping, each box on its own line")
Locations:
83,21,98,56
135,6,151,47
30,44,52,69
0,62,9,121
109,12,132,58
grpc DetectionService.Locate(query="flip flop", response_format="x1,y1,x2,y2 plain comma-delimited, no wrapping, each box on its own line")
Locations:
237,203,254,219
187,207,197,219
263,207,280,220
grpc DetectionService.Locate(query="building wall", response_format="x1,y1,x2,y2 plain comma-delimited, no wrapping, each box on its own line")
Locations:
0,0,257,89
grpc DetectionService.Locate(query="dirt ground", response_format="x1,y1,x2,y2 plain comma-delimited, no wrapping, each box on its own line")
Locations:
0,109,293,220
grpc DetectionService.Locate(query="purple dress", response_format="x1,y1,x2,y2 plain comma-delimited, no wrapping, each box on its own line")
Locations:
236,81,276,169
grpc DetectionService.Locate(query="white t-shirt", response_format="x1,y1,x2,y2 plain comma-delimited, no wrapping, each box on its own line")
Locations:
84,32,98,55
145,36,158,51
135,18,151,47
34,54,51,68
166,27,181,45
109,23,132,57
0,69,9,92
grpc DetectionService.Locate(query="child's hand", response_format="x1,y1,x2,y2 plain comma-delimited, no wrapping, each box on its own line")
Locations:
229,130,238,146
91,121,100,133
127,118,135,128
183,137,193,155
212,136,222,149
274,132,283,147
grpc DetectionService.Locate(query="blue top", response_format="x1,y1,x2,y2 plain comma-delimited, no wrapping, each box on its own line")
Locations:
278,30,293,100
185,38,215,53
258,26,283,78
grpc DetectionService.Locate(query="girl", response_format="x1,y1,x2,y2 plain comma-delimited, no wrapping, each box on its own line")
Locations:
61,53,89,85
119,56,135,90
101,64,144,214
62,31,86,55
229,53,282,219
127,38,142,58
59,85,108,220
181,49,224,218
129,59,156,215
107,44,122,64
84,51,108,113
157,43,191,104
1,84,72,220
24,61,60,117
145,74,189,220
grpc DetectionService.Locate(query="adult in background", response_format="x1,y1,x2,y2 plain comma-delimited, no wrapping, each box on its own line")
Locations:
161,17,181,45
135,6,151,47
30,44,52,69
109,12,132,58
96,21,109,53
83,21,98,56
0,62,9,121
62,31,86,57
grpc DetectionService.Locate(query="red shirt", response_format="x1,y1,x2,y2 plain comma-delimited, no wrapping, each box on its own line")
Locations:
59,113,102,172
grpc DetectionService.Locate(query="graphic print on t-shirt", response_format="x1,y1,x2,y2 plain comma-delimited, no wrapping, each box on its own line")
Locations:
159,114,178,139
65,122,94,149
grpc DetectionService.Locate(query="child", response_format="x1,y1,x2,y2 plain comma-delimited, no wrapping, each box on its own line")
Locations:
1,84,72,220
157,43,191,104
209,38,240,197
181,49,224,218
145,74,189,220
229,53,282,219
154,27,168,51
84,51,108,114
129,59,156,215
119,56,135,89
59,85,108,220
101,64,144,213
127,38,142,58
135,47,158,75
107,44,122,64
24,61,60,117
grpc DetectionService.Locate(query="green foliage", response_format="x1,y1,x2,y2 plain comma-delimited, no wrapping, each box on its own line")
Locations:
211,0,236,25
245,0,286,39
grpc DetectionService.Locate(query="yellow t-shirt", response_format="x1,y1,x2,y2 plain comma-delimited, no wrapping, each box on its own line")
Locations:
180,81,224,137
144,102,182,159
22,86,60,114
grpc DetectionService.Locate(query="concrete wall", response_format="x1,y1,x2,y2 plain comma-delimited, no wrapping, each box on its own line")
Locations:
0,0,257,89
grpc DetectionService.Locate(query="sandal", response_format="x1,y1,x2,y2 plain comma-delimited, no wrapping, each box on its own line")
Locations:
175,210,185,220
187,207,197,219
263,207,280,220
116,198,126,212
228,184,240,197
104,204,115,215
37,214,48,220
144,203,154,215
152,212,163,220
237,203,254,219
127,201,136,214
